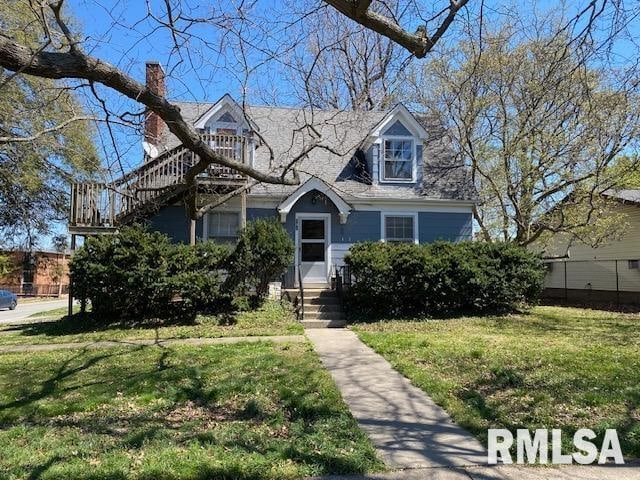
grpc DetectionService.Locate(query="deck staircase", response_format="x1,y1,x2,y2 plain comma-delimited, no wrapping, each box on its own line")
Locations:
69,134,248,234
299,288,346,328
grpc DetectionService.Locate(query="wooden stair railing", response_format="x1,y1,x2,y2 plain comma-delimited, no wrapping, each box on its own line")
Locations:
69,134,248,230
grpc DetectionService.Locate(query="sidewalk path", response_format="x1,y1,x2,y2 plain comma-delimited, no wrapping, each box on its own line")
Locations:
310,461,640,479
0,335,306,353
305,328,487,469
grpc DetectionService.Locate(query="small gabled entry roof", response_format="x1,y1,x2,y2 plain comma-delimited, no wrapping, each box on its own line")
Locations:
277,177,352,224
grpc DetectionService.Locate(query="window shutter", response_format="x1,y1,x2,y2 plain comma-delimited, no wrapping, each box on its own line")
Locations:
372,144,380,183
416,143,423,184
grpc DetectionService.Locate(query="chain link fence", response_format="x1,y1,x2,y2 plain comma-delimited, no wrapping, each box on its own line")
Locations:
543,259,640,306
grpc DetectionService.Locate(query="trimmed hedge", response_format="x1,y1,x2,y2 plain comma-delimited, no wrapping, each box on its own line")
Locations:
344,241,545,318
70,220,293,322
70,226,230,321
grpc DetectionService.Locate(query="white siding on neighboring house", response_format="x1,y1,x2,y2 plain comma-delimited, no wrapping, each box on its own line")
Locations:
545,262,566,289
565,261,617,291
540,202,640,294
543,203,640,261
544,259,640,292
617,263,640,292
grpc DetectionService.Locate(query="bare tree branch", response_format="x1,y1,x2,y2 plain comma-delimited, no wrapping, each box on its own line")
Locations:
0,36,298,186
322,0,469,57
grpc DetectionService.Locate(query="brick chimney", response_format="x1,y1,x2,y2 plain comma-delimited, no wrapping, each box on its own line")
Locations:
144,61,165,148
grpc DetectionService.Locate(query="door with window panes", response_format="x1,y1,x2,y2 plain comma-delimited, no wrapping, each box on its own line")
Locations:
297,216,329,285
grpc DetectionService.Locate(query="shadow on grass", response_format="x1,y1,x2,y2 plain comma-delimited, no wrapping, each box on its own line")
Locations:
1,346,376,480
1,310,234,340
448,360,640,460
0,347,121,414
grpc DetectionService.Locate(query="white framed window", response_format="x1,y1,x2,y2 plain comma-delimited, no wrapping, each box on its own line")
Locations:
382,138,415,182
205,211,240,244
381,213,418,243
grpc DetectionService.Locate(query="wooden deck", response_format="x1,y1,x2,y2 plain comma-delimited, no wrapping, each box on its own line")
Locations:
69,134,248,233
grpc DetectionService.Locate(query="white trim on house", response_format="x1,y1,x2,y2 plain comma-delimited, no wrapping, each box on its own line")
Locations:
194,94,252,131
368,104,428,140
294,212,332,286
277,177,352,224
351,199,474,213
380,211,419,244
245,196,284,209
172,196,475,214
379,135,418,184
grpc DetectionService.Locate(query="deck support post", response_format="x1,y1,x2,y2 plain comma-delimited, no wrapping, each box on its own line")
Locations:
186,187,198,246
240,188,247,229
67,234,76,318
190,219,196,245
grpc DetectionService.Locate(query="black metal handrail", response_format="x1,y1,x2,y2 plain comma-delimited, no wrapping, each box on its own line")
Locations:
336,265,353,290
297,266,304,321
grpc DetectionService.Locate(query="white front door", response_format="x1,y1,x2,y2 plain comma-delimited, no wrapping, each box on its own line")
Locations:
297,215,329,285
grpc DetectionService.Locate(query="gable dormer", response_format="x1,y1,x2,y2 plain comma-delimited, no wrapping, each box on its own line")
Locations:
193,93,253,136
366,104,428,185
193,94,257,167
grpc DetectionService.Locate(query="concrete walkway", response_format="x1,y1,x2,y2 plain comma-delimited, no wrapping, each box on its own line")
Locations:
311,461,640,479
306,328,487,469
306,329,640,479
0,334,306,353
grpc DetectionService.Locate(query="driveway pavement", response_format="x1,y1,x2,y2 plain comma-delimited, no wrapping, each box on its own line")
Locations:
0,299,68,325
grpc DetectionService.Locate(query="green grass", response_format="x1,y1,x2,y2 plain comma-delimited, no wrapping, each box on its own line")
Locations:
29,305,82,319
0,301,303,346
352,306,640,459
0,341,382,479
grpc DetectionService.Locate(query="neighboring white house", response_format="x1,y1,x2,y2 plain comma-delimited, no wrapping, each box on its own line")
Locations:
541,190,640,304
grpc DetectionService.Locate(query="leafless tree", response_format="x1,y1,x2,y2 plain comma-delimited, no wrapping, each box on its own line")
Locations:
287,1,411,110
1,0,636,245
408,12,640,246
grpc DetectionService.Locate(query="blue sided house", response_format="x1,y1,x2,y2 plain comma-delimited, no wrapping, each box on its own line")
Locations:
69,62,476,288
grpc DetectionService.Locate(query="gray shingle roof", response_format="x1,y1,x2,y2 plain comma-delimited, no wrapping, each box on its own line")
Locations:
603,189,640,205
160,100,476,202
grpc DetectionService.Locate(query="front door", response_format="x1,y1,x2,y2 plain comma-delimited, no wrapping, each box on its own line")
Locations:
297,216,329,285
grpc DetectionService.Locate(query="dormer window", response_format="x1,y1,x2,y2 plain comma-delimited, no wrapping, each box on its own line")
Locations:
382,138,415,182
368,105,427,185
218,112,237,123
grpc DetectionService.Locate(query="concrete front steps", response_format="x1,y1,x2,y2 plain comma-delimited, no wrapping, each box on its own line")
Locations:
286,287,346,328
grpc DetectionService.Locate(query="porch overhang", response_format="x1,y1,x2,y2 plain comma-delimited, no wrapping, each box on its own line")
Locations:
277,177,352,224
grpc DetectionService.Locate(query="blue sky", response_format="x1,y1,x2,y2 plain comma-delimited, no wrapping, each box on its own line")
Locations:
37,0,640,249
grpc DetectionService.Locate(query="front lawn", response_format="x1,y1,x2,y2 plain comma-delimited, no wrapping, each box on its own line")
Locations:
352,306,640,459
0,301,302,346
0,341,382,479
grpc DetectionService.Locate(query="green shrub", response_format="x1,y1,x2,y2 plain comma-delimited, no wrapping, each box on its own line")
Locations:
70,226,174,320
168,241,231,313
344,241,545,318
70,226,229,321
226,219,294,298
71,220,294,321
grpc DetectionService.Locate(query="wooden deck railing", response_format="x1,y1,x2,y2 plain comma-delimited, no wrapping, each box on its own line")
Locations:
70,134,248,230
